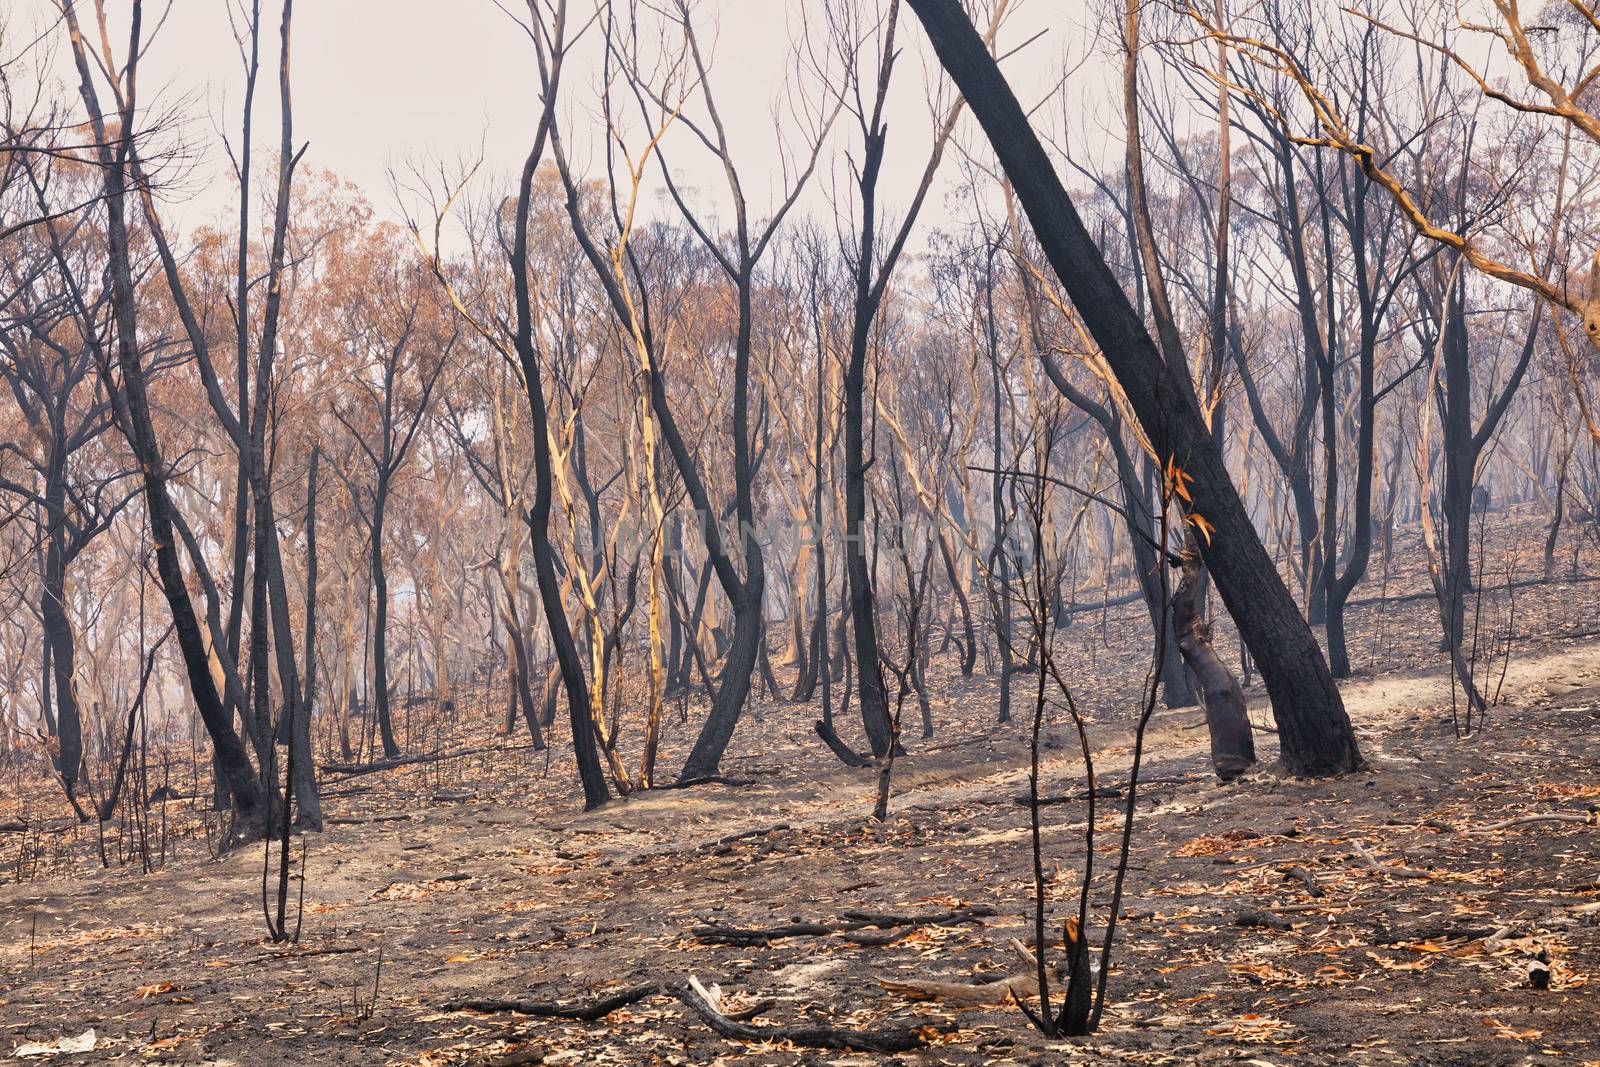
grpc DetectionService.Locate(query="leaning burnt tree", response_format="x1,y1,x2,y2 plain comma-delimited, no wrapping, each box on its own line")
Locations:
906,0,1363,775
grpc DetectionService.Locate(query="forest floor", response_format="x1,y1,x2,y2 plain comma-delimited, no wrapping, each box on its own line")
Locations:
3,505,1600,1065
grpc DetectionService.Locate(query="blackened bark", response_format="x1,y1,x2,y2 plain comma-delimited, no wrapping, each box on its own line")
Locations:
40,510,84,808
291,448,322,830
983,252,1014,725
843,120,895,756
370,498,400,758
62,0,266,831
905,0,1362,775
513,27,611,807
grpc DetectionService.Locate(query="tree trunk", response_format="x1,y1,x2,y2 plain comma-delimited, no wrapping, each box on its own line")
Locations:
291,449,323,830
1172,538,1255,781
370,497,400,759
41,541,85,811
511,136,610,809
905,0,1362,775
844,262,894,756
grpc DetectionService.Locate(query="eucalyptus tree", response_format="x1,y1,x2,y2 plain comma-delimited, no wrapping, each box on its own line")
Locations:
906,0,1363,775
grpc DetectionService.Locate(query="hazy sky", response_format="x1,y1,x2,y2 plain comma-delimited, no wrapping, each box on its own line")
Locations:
14,1,1104,241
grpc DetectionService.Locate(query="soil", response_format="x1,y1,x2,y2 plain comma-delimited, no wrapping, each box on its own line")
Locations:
2,504,1599,1065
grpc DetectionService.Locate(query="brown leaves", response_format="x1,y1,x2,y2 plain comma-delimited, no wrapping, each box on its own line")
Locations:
1172,830,1259,857
1480,1017,1543,1041
373,876,473,901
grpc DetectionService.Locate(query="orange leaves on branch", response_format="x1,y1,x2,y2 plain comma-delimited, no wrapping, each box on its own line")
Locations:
1163,457,1214,543
1164,456,1194,503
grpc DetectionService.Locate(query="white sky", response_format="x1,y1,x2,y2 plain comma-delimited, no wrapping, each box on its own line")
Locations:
12,1,1103,242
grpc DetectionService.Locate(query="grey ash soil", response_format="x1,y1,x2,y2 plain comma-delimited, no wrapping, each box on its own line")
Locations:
3,508,1600,1065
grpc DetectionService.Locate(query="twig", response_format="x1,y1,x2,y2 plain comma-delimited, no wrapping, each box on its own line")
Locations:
1351,840,1430,879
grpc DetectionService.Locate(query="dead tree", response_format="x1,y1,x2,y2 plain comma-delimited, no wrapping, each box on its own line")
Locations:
906,0,1363,775
55,0,267,837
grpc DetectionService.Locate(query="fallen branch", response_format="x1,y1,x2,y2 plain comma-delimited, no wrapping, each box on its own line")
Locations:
666,981,948,1053
1014,787,1122,806
708,824,791,849
1346,572,1600,609
1012,775,1197,807
650,775,757,792
443,981,948,1053
322,743,540,780
324,813,417,825
693,905,995,946
1374,924,1499,946
1466,810,1597,834
840,927,918,947
259,943,366,958
442,983,659,1021
878,972,1033,1007
1351,841,1430,879
1282,866,1324,898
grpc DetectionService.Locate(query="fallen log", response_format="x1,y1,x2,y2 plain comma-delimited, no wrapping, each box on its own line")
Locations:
839,906,998,929
443,980,949,1054
442,983,659,1021
693,905,995,946
322,743,540,780
324,813,417,825
1374,924,1499,946
650,775,757,792
704,824,790,852
878,973,1032,1007
1013,775,1198,807
665,981,949,1053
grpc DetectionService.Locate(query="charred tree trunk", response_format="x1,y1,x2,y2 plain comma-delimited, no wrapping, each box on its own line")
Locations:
40,484,86,812
843,125,895,757
369,493,400,759
509,37,610,806
291,448,322,830
905,0,1362,775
